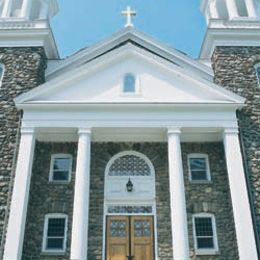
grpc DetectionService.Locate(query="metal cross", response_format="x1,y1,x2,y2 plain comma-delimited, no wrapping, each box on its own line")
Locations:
121,6,136,28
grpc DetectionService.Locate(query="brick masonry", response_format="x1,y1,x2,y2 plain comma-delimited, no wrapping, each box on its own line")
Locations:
212,47,260,246
22,142,238,259
0,47,46,256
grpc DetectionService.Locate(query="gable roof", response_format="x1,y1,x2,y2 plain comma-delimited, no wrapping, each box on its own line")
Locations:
46,27,214,82
16,42,245,107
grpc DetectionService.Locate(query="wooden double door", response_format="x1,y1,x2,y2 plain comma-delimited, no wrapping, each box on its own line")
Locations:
106,216,154,260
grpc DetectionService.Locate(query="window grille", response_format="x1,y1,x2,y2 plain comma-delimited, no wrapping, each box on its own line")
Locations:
108,154,151,176
42,214,67,252
193,214,218,254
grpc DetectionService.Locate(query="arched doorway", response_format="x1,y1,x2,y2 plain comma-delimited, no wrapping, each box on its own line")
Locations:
103,151,157,260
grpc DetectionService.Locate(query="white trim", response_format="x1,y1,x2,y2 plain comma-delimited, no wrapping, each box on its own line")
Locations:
188,153,211,182
192,213,219,255
49,154,73,183
254,62,260,85
42,213,68,254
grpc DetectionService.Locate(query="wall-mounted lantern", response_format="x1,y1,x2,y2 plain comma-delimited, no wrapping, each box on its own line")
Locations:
126,178,133,192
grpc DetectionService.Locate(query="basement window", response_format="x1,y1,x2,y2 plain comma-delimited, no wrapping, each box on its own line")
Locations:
188,154,211,182
193,213,219,255
42,214,67,253
49,154,72,182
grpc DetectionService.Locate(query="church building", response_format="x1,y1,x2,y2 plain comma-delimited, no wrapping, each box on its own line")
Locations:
0,0,259,259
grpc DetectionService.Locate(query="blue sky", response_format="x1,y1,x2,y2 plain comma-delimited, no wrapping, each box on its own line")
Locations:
51,1,206,59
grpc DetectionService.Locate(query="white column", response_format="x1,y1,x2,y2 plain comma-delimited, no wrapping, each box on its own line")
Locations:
226,0,239,19
1,0,13,18
39,0,49,19
167,128,189,260
223,128,258,260
20,0,32,18
245,0,257,18
209,0,219,19
70,128,91,260
3,127,36,260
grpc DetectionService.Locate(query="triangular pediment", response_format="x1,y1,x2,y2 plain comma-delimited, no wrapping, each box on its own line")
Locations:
16,42,245,107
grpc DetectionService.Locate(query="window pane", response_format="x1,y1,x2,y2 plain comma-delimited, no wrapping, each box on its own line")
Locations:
191,170,207,181
197,237,214,249
195,217,213,236
47,218,65,237
189,157,208,180
190,158,206,170
47,238,64,250
53,158,71,171
53,171,69,181
124,74,135,92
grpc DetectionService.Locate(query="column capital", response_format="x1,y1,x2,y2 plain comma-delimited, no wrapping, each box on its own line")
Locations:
223,127,239,135
20,127,35,135
167,127,182,135
78,128,92,135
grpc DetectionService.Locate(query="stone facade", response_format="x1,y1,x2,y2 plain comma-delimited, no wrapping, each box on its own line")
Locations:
182,143,239,260
0,47,46,256
212,47,260,247
22,141,238,259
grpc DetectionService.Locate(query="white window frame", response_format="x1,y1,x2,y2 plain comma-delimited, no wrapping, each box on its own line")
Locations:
42,213,68,254
49,154,72,183
188,153,211,182
121,73,141,96
254,63,260,85
192,213,219,255
0,64,4,88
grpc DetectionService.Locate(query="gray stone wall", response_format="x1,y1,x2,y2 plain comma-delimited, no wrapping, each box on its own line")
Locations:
22,142,77,260
0,47,46,255
23,142,238,259
212,47,260,247
182,143,239,260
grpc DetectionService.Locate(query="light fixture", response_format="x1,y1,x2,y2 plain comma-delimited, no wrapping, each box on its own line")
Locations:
126,178,133,192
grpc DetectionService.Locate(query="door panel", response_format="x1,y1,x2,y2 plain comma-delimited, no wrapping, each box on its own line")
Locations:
131,216,154,260
106,216,129,260
106,216,154,260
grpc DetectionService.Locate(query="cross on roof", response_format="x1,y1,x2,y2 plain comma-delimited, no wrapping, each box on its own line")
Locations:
121,6,136,28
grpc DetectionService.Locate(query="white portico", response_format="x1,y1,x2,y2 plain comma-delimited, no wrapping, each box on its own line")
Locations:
3,28,258,260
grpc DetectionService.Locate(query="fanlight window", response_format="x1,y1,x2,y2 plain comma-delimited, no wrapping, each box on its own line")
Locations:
108,153,151,176
123,73,136,93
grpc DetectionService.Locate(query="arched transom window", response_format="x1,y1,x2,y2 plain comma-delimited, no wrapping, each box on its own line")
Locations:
108,151,153,177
